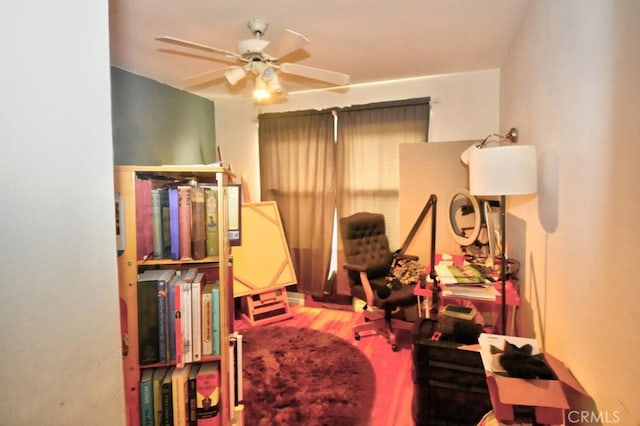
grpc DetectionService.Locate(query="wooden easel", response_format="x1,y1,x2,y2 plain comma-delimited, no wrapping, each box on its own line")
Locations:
241,288,292,326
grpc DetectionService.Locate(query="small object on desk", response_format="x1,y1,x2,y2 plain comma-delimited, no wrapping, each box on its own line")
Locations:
442,304,477,320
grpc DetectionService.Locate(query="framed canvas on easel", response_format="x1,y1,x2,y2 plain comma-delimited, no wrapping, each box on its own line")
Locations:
231,201,297,325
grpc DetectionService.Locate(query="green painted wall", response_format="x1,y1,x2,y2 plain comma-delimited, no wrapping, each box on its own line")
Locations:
111,67,216,165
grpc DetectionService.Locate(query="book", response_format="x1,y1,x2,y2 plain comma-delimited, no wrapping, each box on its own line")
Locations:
168,187,181,260
159,275,170,365
187,364,202,425
140,368,154,426
196,362,220,425
201,283,214,356
178,186,193,260
175,279,184,369
172,365,193,426
152,367,169,426
138,269,175,364
168,274,183,364
204,187,219,258
161,367,175,426
160,188,171,258
151,188,164,259
211,281,221,356
435,263,489,285
191,186,206,260
225,184,242,246
137,279,161,365
191,272,205,362
135,177,154,260
182,270,196,365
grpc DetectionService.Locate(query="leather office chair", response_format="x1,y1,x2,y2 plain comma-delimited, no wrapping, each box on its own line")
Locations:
340,212,419,351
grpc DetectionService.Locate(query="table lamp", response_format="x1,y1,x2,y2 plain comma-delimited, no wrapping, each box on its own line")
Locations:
468,143,537,334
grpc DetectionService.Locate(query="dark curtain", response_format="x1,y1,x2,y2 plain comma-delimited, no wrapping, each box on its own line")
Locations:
258,111,336,297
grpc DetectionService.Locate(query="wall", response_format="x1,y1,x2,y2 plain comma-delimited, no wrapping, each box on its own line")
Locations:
111,67,217,166
0,2,125,425
501,1,640,423
215,69,500,201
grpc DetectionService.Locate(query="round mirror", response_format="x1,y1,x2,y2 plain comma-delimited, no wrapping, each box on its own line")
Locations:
446,188,481,247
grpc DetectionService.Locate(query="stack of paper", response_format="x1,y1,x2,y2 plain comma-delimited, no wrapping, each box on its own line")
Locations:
442,285,499,301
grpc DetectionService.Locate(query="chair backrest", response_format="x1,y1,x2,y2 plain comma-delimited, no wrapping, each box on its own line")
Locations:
340,212,394,283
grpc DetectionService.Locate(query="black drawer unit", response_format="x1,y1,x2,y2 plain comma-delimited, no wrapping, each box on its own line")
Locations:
412,320,492,426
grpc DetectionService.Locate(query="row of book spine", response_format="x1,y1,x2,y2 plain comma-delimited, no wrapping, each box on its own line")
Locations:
136,178,220,261
137,268,221,368
140,361,220,426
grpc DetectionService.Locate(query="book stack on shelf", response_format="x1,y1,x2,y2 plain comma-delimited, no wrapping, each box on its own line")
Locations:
139,361,221,426
136,178,221,262
137,268,222,368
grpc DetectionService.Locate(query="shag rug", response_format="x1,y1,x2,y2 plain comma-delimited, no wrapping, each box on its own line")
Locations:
241,326,376,426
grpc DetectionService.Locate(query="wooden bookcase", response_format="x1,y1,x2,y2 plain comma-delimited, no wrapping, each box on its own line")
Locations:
114,165,234,426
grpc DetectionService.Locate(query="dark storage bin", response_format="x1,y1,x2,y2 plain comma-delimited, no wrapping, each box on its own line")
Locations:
411,319,492,426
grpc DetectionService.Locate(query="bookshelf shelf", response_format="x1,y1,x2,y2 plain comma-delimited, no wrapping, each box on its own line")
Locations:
138,353,222,370
138,257,222,266
114,165,235,426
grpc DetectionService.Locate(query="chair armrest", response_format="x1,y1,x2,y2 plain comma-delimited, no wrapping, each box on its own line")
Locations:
397,254,419,262
342,263,375,306
358,271,375,307
343,263,367,273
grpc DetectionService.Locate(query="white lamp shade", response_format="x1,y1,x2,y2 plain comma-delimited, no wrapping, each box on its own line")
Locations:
469,145,537,195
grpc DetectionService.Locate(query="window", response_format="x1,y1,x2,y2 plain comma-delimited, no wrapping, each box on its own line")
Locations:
259,98,430,296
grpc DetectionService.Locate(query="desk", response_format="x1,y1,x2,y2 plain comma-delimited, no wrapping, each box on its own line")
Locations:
414,255,521,335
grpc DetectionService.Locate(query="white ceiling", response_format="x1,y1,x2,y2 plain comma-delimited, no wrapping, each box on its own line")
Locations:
109,0,528,102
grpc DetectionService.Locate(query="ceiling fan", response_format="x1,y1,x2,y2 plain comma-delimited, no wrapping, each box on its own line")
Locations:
156,18,351,100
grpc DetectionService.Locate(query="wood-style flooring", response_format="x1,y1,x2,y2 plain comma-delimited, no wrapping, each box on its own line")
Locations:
234,304,415,426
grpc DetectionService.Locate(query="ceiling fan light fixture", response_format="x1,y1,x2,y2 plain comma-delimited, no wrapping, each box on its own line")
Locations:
268,73,282,94
261,66,276,82
224,66,247,86
252,76,271,100
251,61,276,82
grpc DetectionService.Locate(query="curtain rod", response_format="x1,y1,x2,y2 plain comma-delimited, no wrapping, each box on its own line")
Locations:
258,97,431,120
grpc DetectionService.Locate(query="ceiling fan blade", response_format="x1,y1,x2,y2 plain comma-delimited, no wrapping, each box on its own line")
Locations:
156,36,239,59
268,29,310,60
280,63,350,86
157,49,237,66
183,66,234,87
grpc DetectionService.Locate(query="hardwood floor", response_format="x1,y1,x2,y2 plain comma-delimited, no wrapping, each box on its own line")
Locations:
234,304,415,426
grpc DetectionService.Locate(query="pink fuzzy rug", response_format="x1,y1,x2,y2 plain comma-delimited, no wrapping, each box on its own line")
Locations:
241,326,376,426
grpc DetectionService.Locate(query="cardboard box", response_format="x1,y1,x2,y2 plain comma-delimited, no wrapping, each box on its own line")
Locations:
478,334,588,425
